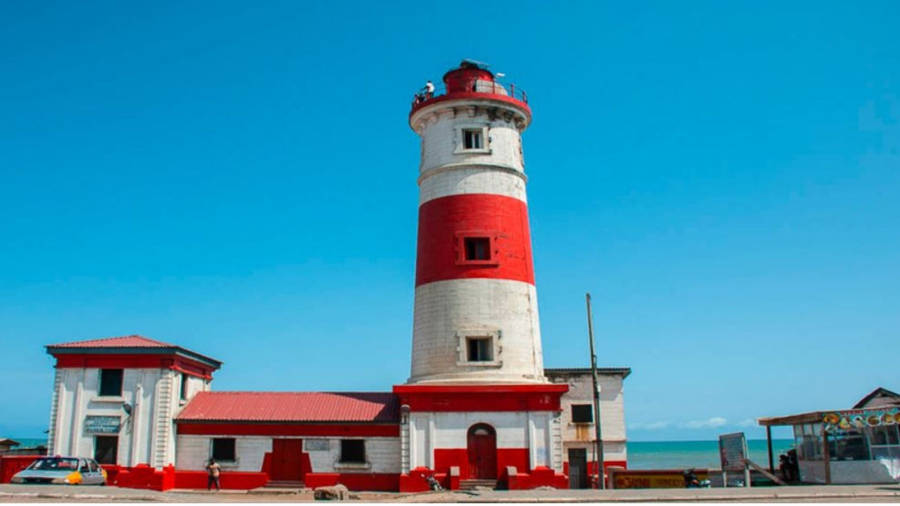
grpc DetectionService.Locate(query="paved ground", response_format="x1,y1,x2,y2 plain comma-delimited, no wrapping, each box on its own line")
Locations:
1,483,899,502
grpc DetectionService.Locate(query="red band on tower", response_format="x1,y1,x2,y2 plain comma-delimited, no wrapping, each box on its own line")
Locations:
415,194,535,287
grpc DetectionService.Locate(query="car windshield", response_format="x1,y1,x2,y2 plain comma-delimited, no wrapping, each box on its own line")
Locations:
27,458,80,471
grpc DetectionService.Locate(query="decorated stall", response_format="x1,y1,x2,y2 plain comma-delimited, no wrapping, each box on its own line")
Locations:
758,387,900,484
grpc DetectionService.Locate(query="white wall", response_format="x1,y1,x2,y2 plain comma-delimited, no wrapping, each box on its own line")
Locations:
175,435,400,474
415,110,526,177
799,459,900,484
547,372,628,464
176,435,272,472
406,410,562,473
308,438,400,474
49,366,209,468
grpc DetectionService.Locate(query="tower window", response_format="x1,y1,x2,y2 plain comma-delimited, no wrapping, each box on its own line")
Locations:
467,336,493,362
464,237,491,261
457,234,498,266
463,129,483,150
99,369,123,397
572,404,593,423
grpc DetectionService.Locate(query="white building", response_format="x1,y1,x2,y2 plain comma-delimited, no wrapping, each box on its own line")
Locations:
45,335,219,468
545,368,631,488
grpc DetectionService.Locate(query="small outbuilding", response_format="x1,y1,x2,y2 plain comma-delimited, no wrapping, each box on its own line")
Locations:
758,387,900,484
0,439,21,454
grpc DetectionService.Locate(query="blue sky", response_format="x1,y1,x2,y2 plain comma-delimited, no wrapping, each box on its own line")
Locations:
1,1,898,442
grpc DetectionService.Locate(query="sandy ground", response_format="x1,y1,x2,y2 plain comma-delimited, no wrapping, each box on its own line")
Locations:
2,483,900,503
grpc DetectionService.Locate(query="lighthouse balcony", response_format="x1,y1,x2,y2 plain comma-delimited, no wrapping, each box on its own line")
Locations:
410,61,530,117
411,81,529,115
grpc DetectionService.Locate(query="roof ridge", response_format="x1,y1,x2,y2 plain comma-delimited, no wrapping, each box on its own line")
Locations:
47,334,174,348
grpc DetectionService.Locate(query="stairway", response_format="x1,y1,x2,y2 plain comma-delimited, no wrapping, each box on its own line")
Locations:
264,480,304,489
459,479,496,490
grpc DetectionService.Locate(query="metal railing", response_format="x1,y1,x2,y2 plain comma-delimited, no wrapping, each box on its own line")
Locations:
411,81,528,111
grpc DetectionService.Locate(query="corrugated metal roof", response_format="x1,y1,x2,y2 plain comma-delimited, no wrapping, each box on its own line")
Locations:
176,391,399,423
49,335,173,348
45,335,223,368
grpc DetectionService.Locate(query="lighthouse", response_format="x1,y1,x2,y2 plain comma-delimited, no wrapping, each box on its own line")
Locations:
408,60,544,385
395,61,569,489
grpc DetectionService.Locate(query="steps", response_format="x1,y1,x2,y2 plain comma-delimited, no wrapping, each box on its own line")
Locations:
459,479,496,490
264,480,305,489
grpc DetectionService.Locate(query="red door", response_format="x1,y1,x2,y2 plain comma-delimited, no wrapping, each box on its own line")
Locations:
270,439,304,482
467,424,497,479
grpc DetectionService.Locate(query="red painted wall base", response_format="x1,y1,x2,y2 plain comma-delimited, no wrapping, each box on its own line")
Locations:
100,464,269,491
505,466,568,490
0,455,41,483
173,470,270,490
401,465,569,492
399,468,433,492
304,472,399,491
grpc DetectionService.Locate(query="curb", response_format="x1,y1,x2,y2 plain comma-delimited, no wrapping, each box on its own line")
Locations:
0,492,160,502
448,490,900,503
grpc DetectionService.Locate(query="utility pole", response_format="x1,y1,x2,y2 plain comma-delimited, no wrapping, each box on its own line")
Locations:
586,293,605,489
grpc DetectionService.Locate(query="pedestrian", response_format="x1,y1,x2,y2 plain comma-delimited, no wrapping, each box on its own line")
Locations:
206,458,221,491
424,80,435,99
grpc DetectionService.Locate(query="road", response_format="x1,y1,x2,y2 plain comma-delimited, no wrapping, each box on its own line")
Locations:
1,483,899,502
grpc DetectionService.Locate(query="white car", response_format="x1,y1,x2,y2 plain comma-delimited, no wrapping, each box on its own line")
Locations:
10,456,107,485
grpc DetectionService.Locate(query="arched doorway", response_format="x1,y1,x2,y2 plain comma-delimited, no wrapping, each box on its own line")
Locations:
467,423,497,479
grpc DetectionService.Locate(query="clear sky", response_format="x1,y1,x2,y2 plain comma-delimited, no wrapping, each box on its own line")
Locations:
1,1,898,442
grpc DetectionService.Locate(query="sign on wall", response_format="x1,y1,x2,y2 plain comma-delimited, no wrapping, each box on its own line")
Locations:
84,415,121,434
612,469,710,489
304,439,329,451
823,408,900,432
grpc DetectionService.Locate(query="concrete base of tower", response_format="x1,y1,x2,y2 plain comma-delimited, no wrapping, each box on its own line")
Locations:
410,278,547,384
393,383,569,491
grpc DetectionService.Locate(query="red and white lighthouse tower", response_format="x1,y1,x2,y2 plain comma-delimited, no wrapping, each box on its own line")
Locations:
395,61,568,490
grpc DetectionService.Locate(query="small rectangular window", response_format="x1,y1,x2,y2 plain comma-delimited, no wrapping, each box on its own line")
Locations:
340,439,366,463
211,438,236,461
464,237,491,261
99,369,123,397
463,129,483,150
94,436,118,464
572,404,593,423
467,337,493,362
180,373,189,400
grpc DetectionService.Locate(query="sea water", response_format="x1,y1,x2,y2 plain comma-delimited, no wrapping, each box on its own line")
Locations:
627,439,794,470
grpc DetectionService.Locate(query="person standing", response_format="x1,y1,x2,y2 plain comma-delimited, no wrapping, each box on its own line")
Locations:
206,458,221,491
424,80,435,99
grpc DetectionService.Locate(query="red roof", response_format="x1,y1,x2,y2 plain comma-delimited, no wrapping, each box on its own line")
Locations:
46,335,222,368
49,335,173,348
176,392,399,424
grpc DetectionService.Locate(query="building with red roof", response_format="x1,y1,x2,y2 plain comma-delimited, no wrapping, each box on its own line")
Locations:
37,61,631,493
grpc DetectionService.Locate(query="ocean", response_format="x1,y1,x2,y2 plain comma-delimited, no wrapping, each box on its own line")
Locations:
7,438,47,449
8,437,794,470
627,439,794,470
